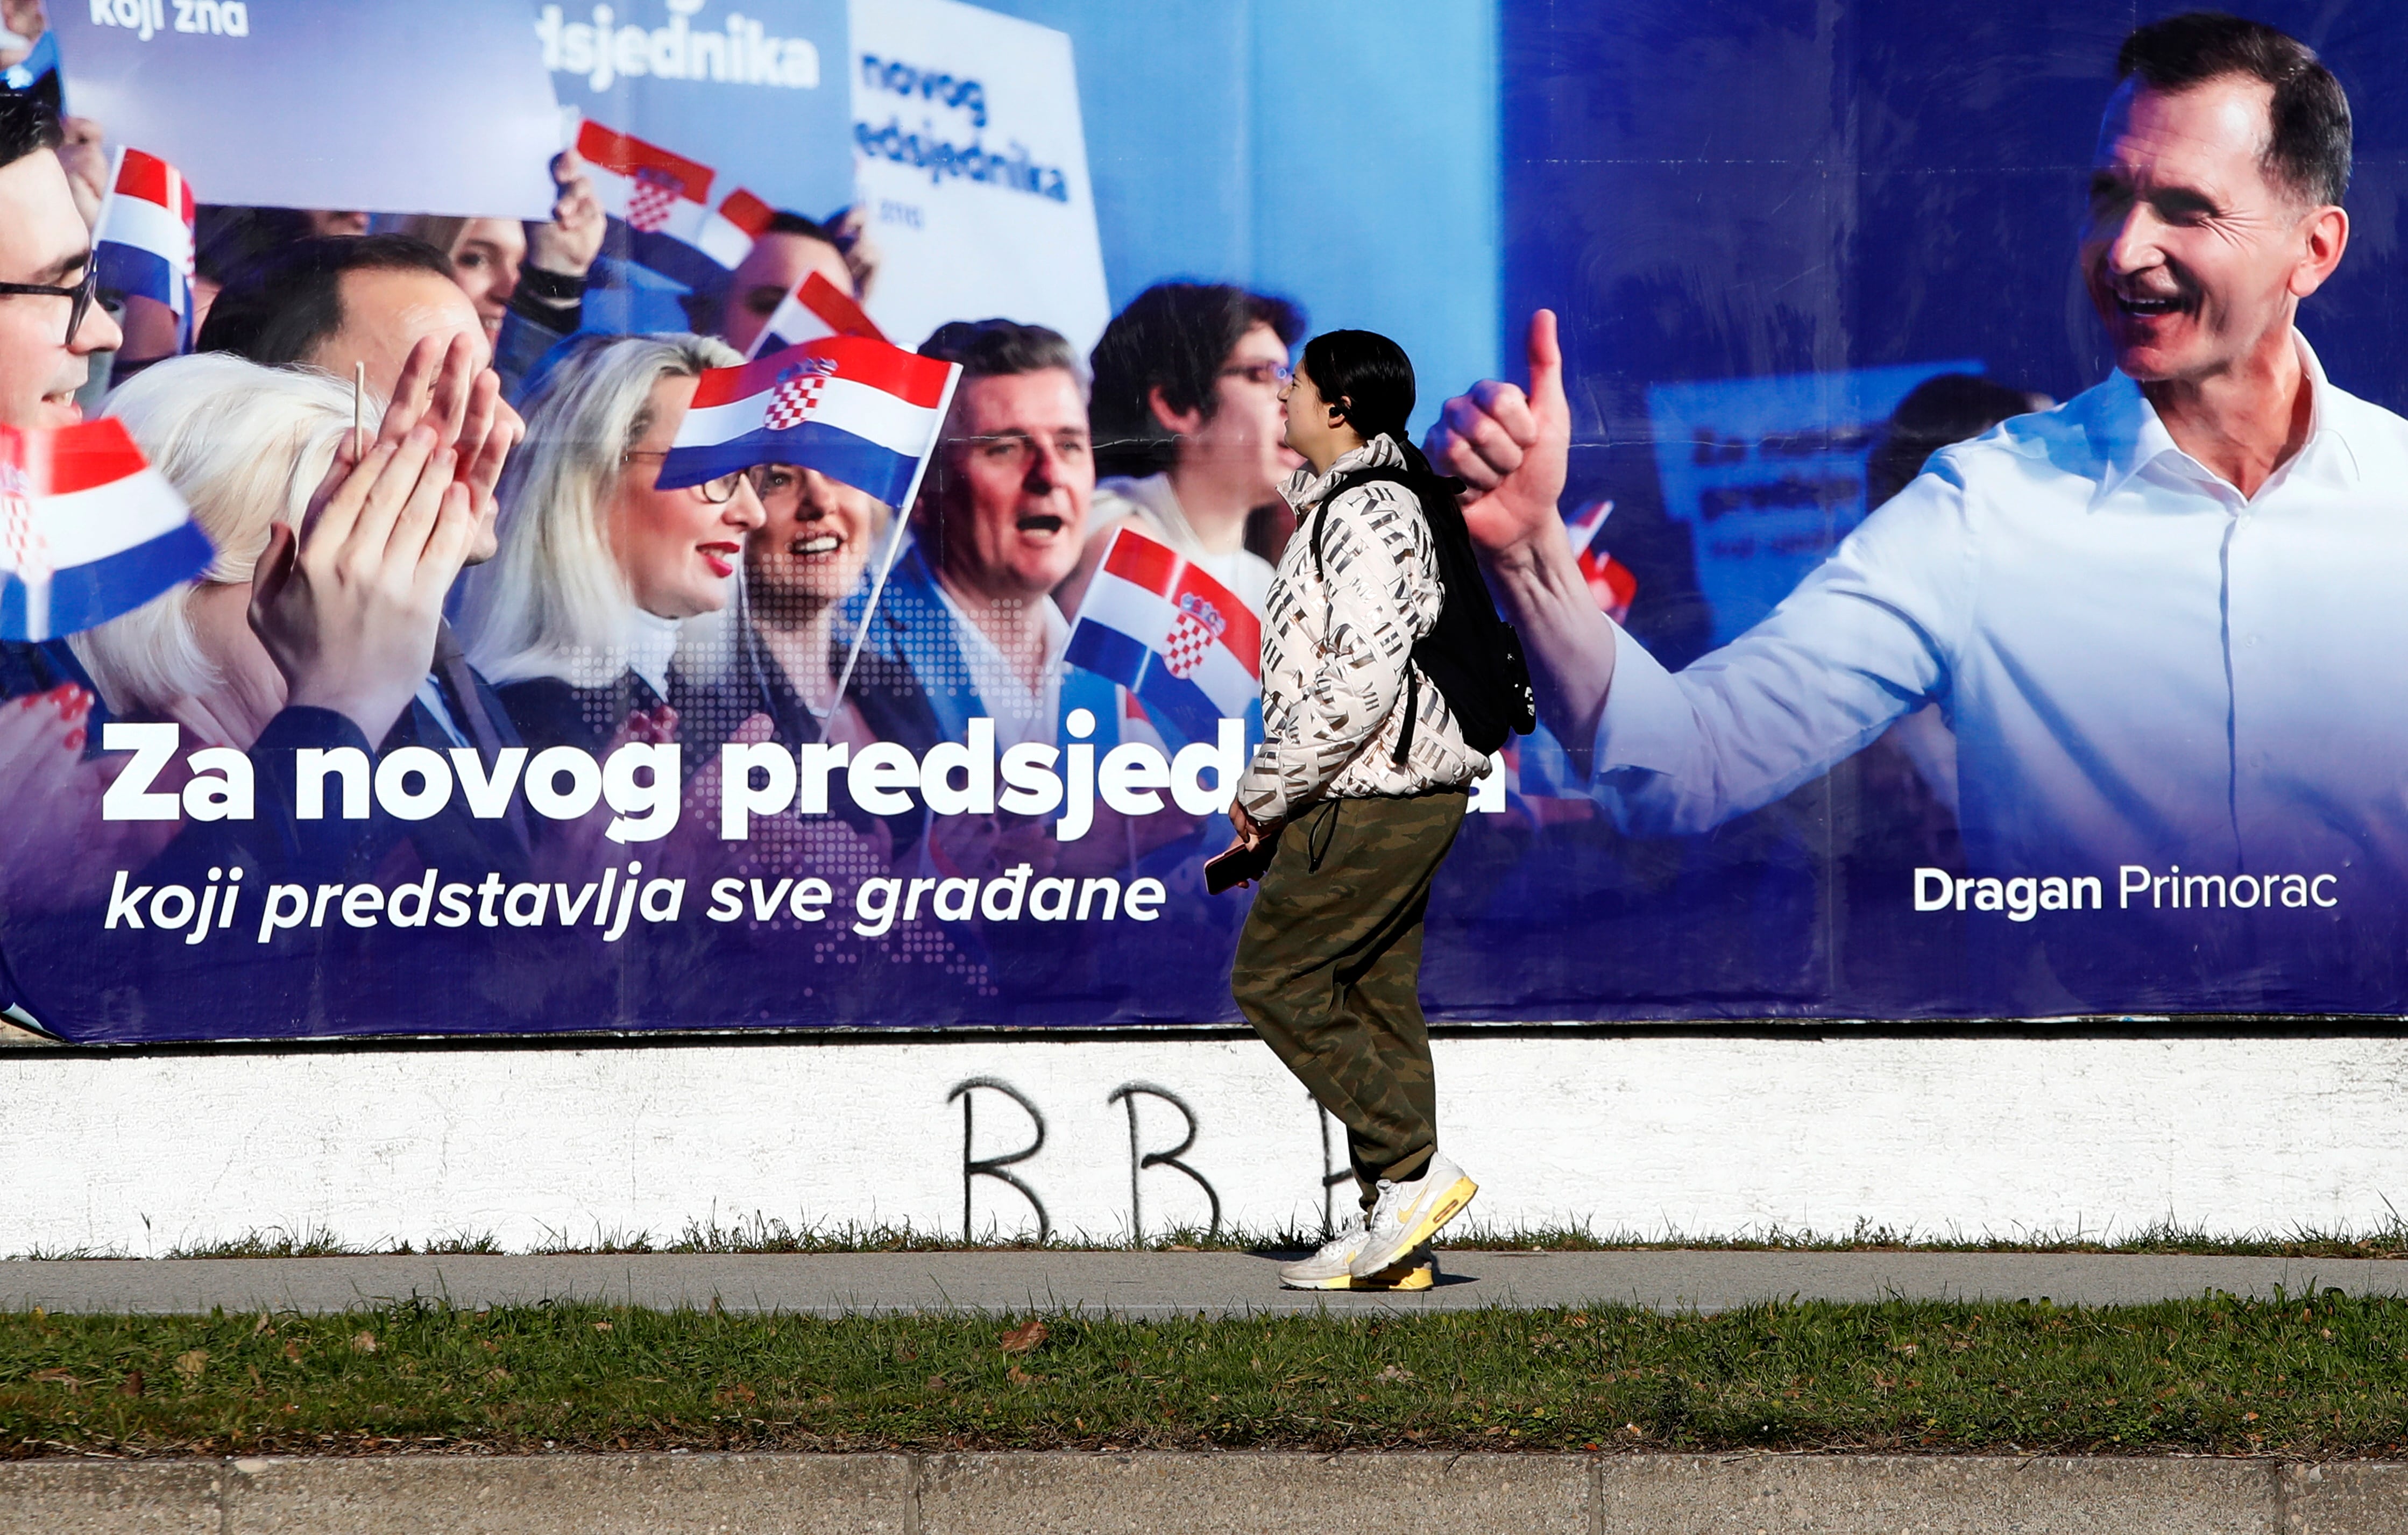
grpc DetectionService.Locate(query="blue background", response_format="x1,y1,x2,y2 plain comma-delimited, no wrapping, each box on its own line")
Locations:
979,0,1503,442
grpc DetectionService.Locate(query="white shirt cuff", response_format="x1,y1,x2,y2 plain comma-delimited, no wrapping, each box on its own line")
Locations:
1589,619,1698,784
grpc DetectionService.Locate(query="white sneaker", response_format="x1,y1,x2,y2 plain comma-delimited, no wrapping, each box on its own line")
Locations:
1349,1152,1477,1280
1279,1218,1368,1289
1279,1220,1440,1291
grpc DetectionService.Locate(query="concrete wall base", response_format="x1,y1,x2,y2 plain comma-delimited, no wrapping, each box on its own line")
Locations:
12,1031,2408,1255
0,1452,2397,1534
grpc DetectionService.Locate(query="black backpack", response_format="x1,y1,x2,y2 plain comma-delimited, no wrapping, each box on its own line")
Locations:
1310,442,1538,763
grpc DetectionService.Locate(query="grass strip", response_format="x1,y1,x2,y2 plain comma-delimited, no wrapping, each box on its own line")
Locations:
7,1292,2408,1459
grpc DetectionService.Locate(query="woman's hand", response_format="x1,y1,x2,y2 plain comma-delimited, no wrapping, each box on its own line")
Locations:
249,424,474,746
1230,798,1272,849
527,150,605,281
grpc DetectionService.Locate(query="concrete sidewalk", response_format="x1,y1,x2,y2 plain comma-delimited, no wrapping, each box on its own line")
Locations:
0,1451,2401,1534
5,1248,2404,1317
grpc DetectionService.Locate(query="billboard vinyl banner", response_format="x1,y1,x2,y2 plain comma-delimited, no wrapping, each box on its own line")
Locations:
56,1,560,218
9,3,2408,1044
536,0,854,229
845,0,1110,355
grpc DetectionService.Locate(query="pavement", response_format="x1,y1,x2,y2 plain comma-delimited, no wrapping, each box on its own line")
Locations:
7,1452,2401,1535
5,1247,2404,1317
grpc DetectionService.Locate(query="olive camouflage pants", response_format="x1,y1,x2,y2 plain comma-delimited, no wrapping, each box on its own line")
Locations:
1230,790,1469,1208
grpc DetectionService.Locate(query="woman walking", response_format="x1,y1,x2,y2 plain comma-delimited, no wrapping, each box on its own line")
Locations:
1229,330,1490,1290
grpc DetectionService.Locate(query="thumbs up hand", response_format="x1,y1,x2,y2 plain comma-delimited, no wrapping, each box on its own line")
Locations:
1423,309,1619,763
1426,309,1572,566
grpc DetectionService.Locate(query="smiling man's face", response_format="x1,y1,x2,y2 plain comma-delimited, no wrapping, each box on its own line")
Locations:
0,147,122,427
931,367,1092,601
2080,74,2335,386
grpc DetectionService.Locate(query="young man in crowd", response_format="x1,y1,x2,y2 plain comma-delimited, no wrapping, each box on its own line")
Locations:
201,236,492,408
1062,282,1304,619
710,210,857,359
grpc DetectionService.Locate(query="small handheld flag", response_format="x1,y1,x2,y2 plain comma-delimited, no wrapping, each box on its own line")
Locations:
576,119,757,293
1564,498,1638,617
0,418,213,642
93,148,198,350
746,271,887,360
714,188,777,248
663,335,958,510
1065,528,1262,746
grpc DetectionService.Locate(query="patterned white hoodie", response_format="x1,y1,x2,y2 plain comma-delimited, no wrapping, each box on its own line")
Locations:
1235,435,1488,823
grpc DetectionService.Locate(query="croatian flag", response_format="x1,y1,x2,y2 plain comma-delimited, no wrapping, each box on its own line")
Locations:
0,418,213,643
93,148,197,349
662,336,959,509
576,120,753,292
745,271,888,360
1066,529,1261,746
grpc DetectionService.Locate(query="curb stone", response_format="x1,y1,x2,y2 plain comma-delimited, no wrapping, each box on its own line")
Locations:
0,1451,2398,1533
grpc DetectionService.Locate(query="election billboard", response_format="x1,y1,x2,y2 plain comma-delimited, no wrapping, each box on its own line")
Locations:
5,1,2408,1046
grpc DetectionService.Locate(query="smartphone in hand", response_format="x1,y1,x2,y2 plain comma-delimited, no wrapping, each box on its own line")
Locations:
1205,835,1277,894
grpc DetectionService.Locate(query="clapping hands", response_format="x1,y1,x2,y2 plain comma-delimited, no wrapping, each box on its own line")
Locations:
247,333,520,747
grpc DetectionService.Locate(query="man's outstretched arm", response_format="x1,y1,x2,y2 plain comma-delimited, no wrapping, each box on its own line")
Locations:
1425,309,1617,768
1427,309,1959,835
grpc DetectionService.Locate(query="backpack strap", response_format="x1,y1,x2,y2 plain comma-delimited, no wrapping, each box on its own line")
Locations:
1309,466,1408,584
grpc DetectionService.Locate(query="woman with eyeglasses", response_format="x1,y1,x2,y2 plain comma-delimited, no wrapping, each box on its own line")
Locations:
710,463,901,750
456,332,766,756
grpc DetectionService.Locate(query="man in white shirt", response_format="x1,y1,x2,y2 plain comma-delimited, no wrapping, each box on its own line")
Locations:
1429,15,2398,1006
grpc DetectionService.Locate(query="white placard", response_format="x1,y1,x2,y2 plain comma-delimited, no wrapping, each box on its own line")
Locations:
57,2,559,218
846,0,1109,356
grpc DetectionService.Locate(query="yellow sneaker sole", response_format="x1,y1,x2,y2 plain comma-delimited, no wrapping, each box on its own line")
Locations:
1356,1176,1477,1283
1281,1261,1436,1292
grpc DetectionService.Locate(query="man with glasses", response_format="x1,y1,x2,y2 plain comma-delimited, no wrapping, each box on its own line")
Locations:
869,319,1115,757
0,97,119,429
0,90,142,970
844,318,1199,883
1065,282,1305,624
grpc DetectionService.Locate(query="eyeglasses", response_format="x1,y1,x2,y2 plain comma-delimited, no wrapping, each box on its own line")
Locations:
0,266,98,345
1220,360,1293,388
621,450,763,504
748,464,799,502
